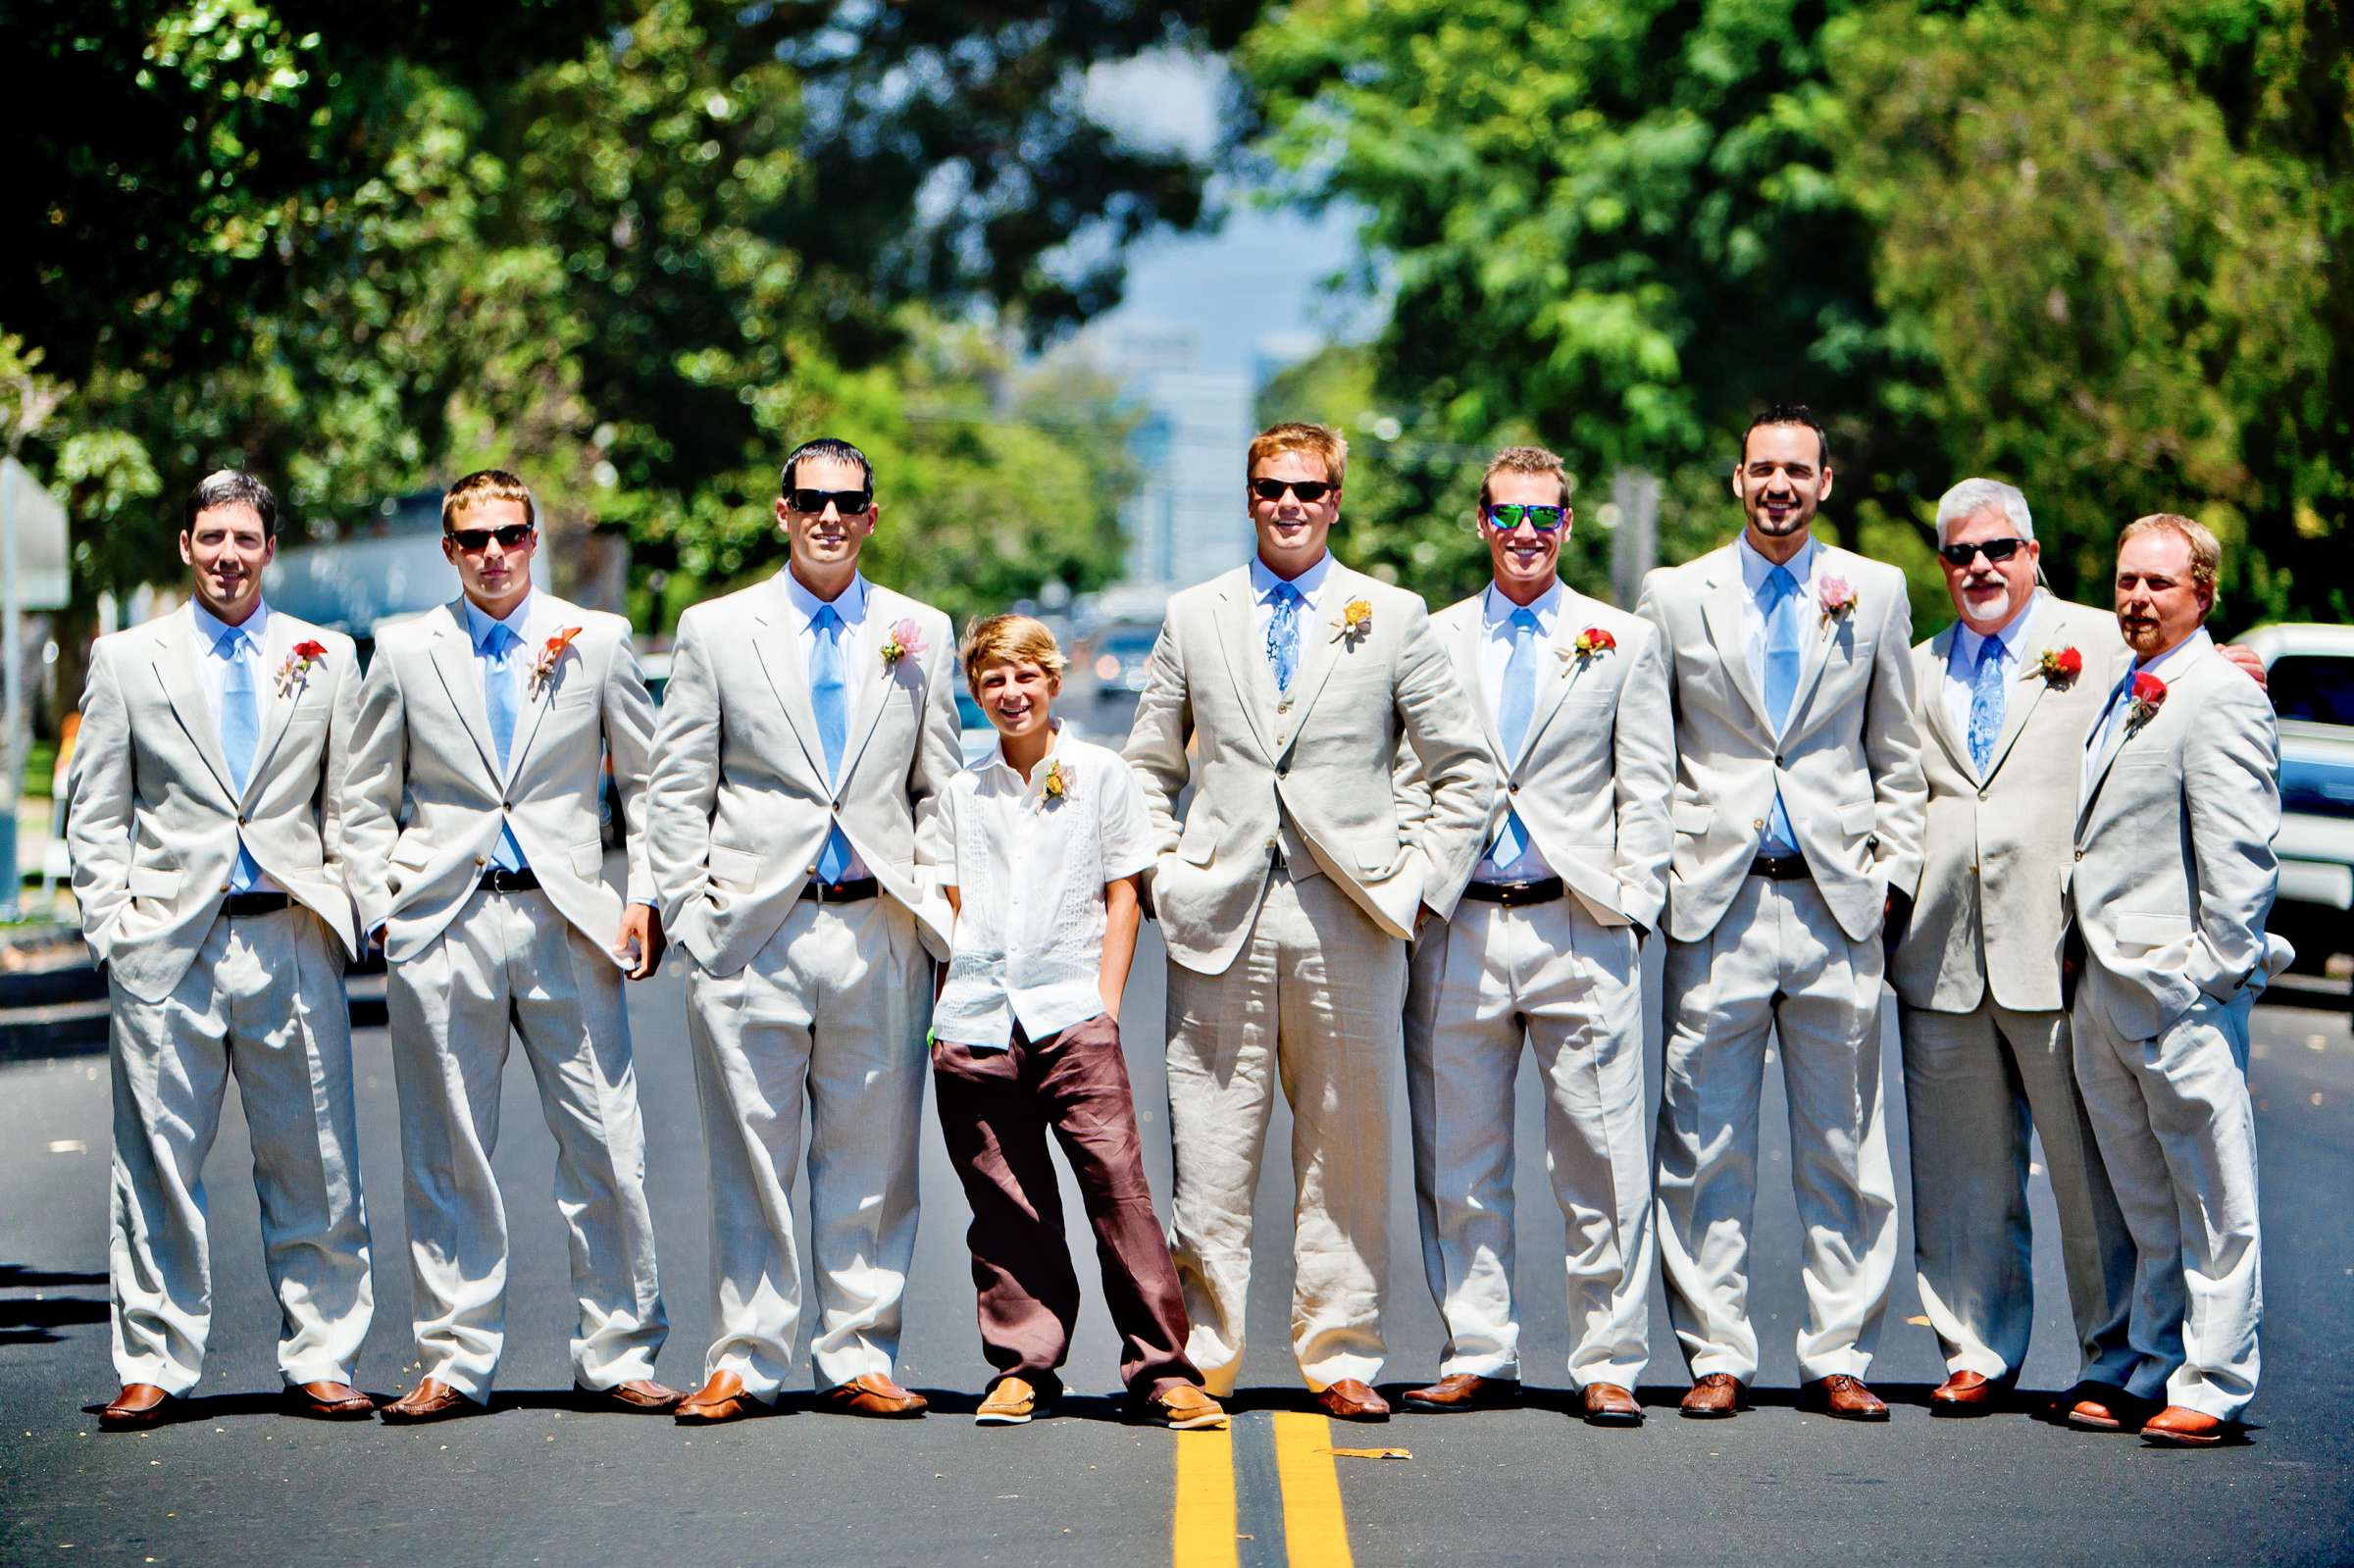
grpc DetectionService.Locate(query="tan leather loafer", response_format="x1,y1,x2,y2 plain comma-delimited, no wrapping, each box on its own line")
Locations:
576,1378,686,1414
1680,1373,1747,1419
820,1372,928,1418
1400,1373,1521,1413
675,1371,761,1425
1313,1379,1390,1422
98,1383,174,1431
1143,1384,1229,1431
379,1378,481,1425
1580,1383,1643,1426
287,1380,377,1421
1929,1370,2008,1416
2064,1382,2157,1433
2140,1405,2230,1446
1798,1375,1889,1422
977,1377,1043,1425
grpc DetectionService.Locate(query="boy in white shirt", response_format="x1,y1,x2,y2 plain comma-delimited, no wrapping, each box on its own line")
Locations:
932,615,1226,1431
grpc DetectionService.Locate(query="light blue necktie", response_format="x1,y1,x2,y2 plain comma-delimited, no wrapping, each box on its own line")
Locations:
482,622,528,872
810,603,854,884
216,628,264,891
1488,607,1543,869
1266,582,1302,693
1968,635,2006,777
1760,565,1801,854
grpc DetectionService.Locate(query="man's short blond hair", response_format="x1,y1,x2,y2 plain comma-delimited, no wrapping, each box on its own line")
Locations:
1247,422,1348,489
1480,445,1570,510
2121,512,2222,598
960,613,1067,695
442,468,537,531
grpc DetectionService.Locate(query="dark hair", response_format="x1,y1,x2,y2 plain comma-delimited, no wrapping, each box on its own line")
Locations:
1738,404,1830,471
781,436,875,497
182,469,280,539
441,469,537,531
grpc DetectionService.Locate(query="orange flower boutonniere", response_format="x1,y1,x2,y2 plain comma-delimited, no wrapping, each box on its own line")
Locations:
530,626,586,695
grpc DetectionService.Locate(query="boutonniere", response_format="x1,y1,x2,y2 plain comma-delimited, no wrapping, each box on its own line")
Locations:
2125,671,2167,733
1330,597,1373,647
276,639,328,697
529,626,586,696
881,617,926,671
2032,645,2084,688
1040,757,1069,806
1567,626,1616,668
1817,576,1858,638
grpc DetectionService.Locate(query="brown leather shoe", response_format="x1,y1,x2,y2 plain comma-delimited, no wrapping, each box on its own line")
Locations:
287,1379,377,1421
1929,1370,2009,1417
976,1376,1044,1426
819,1372,928,1418
1142,1384,1229,1431
675,1371,762,1424
1580,1382,1643,1427
1313,1379,1391,1422
98,1383,174,1431
2140,1405,2230,1446
1400,1372,1520,1413
1680,1373,1747,1418
1799,1374,1889,1421
379,1378,482,1424
575,1378,686,1414
2064,1382,2157,1433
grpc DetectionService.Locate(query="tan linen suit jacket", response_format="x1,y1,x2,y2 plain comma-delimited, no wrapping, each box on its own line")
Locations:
2069,633,2290,1043
1124,562,1495,975
1411,585,1673,931
1636,542,1926,944
646,571,960,974
69,603,362,1002
1893,594,2129,1014
341,595,658,965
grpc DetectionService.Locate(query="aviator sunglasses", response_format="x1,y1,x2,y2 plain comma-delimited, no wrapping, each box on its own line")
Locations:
1251,478,1335,504
1485,503,1568,532
787,487,874,516
445,524,535,552
1936,536,2029,567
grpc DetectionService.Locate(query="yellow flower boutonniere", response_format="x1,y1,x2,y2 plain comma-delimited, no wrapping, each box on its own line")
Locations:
1331,597,1373,647
1041,757,1069,807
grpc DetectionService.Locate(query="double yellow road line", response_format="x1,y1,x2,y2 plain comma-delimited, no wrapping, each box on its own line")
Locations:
1174,1412,1353,1567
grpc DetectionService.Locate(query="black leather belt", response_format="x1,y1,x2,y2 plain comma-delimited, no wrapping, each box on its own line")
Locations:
479,867,541,893
221,891,291,918
1461,877,1563,907
1748,852,1811,882
799,876,878,903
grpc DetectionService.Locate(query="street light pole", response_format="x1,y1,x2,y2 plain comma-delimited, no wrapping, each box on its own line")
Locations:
0,461,22,919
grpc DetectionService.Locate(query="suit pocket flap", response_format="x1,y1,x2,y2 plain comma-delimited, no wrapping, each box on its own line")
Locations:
389,840,431,872
708,844,760,886
2117,911,2186,945
1838,799,1876,834
1358,839,1400,874
1177,818,1218,864
571,839,603,877
128,867,179,898
1671,803,1712,835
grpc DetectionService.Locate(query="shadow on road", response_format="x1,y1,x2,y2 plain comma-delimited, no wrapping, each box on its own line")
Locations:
0,1261,108,1345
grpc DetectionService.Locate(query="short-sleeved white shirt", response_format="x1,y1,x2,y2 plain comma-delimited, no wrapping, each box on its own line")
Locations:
932,725,1156,1049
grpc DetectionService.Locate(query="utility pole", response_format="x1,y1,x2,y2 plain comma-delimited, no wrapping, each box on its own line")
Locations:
1609,467,1660,609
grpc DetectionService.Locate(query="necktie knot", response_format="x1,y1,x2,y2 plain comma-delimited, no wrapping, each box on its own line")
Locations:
1977,636,2004,671
813,603,844,634
1764,563,1799,606
483,622,519,659
216,628,246,662
1508,607,1541,638
1270,582,1302,610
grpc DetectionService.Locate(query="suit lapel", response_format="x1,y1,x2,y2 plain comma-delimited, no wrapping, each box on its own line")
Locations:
1700,553,1774,734
238,614,303,803
748,576,830,783
1516,587,1596,761
1919,627,1973,778
501,606,568,785
1784,549,1840,733
1207,572,1279,762
151,610,236,801
2076,676,2140,834
840,584,900,781
426,604,504,784
1282,566,1358,748
1452,602,1506,763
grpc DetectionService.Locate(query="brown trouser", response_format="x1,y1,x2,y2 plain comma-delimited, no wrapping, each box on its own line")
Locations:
932,1012,1201,1396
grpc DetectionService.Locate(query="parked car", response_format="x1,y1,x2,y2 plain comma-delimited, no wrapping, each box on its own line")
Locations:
2238,623,2354,987
1084,621,1161,701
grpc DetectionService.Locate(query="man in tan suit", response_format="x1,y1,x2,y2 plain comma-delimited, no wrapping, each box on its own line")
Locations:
1124,422,1494,1421
1638,405,1925,1421
1891,478,2139,1416
345,470,679,1422
648,436,961,1423
70,471,374,1429
1399,446,1672,1426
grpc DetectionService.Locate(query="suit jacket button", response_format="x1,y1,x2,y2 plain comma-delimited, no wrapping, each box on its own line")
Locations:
2073,849,2085,861
1508,782,1520,793
1276,766,1288,779
1977,788,1989,801
1277,700,1292,713
1263,836,1277,850
236,815,248,826
1774,755,1785,768
219,882,231,893
474,854,487,867
1753,818,1766,831
807,865,819,876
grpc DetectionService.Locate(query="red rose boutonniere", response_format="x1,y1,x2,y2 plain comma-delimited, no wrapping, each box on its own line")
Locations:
276,639,328,697
530,626,586,696
2033,645,2084,688
1569,626,1616,666
2126,671,2167,732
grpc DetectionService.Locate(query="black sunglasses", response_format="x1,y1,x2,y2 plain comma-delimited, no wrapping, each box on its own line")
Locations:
787,487,873,516
1937,537,2029,567
1251,478,1335,504
445,524,535,552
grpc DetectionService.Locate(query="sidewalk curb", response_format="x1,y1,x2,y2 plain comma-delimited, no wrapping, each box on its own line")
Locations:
0,969,389,1064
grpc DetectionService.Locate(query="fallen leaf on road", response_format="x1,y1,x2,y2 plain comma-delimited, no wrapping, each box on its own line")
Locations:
1327,1446,1411,1460
1905,1315,1931,1326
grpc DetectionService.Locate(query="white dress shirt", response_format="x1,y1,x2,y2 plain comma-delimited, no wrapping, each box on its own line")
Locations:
783,568,874,880
1471,578,1561,884
932,725,1156,1049
1248,549,1335,656
1941,589,2043,749
2084,626,2212,792
189,597,281,894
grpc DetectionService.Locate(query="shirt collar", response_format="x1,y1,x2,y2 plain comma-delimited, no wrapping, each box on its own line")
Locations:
784,568,868,631
1482,578,1561,634
1249,550,1333,610
1736,532,1817,598
986,719,1066,790
192,597,269,654
1953,589,2042,669
461,590,536,653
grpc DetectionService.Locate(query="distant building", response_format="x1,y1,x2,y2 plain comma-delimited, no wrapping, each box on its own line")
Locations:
263,492,550,644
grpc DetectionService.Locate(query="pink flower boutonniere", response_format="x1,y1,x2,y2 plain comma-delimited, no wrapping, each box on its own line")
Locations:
882,617,925,671
276,639,328,697
530,626,585,696
2126,671,2167,733
1331,598,1373,647
1817,576,1858,638
1041,757,1069,807
2033,645,2084,688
